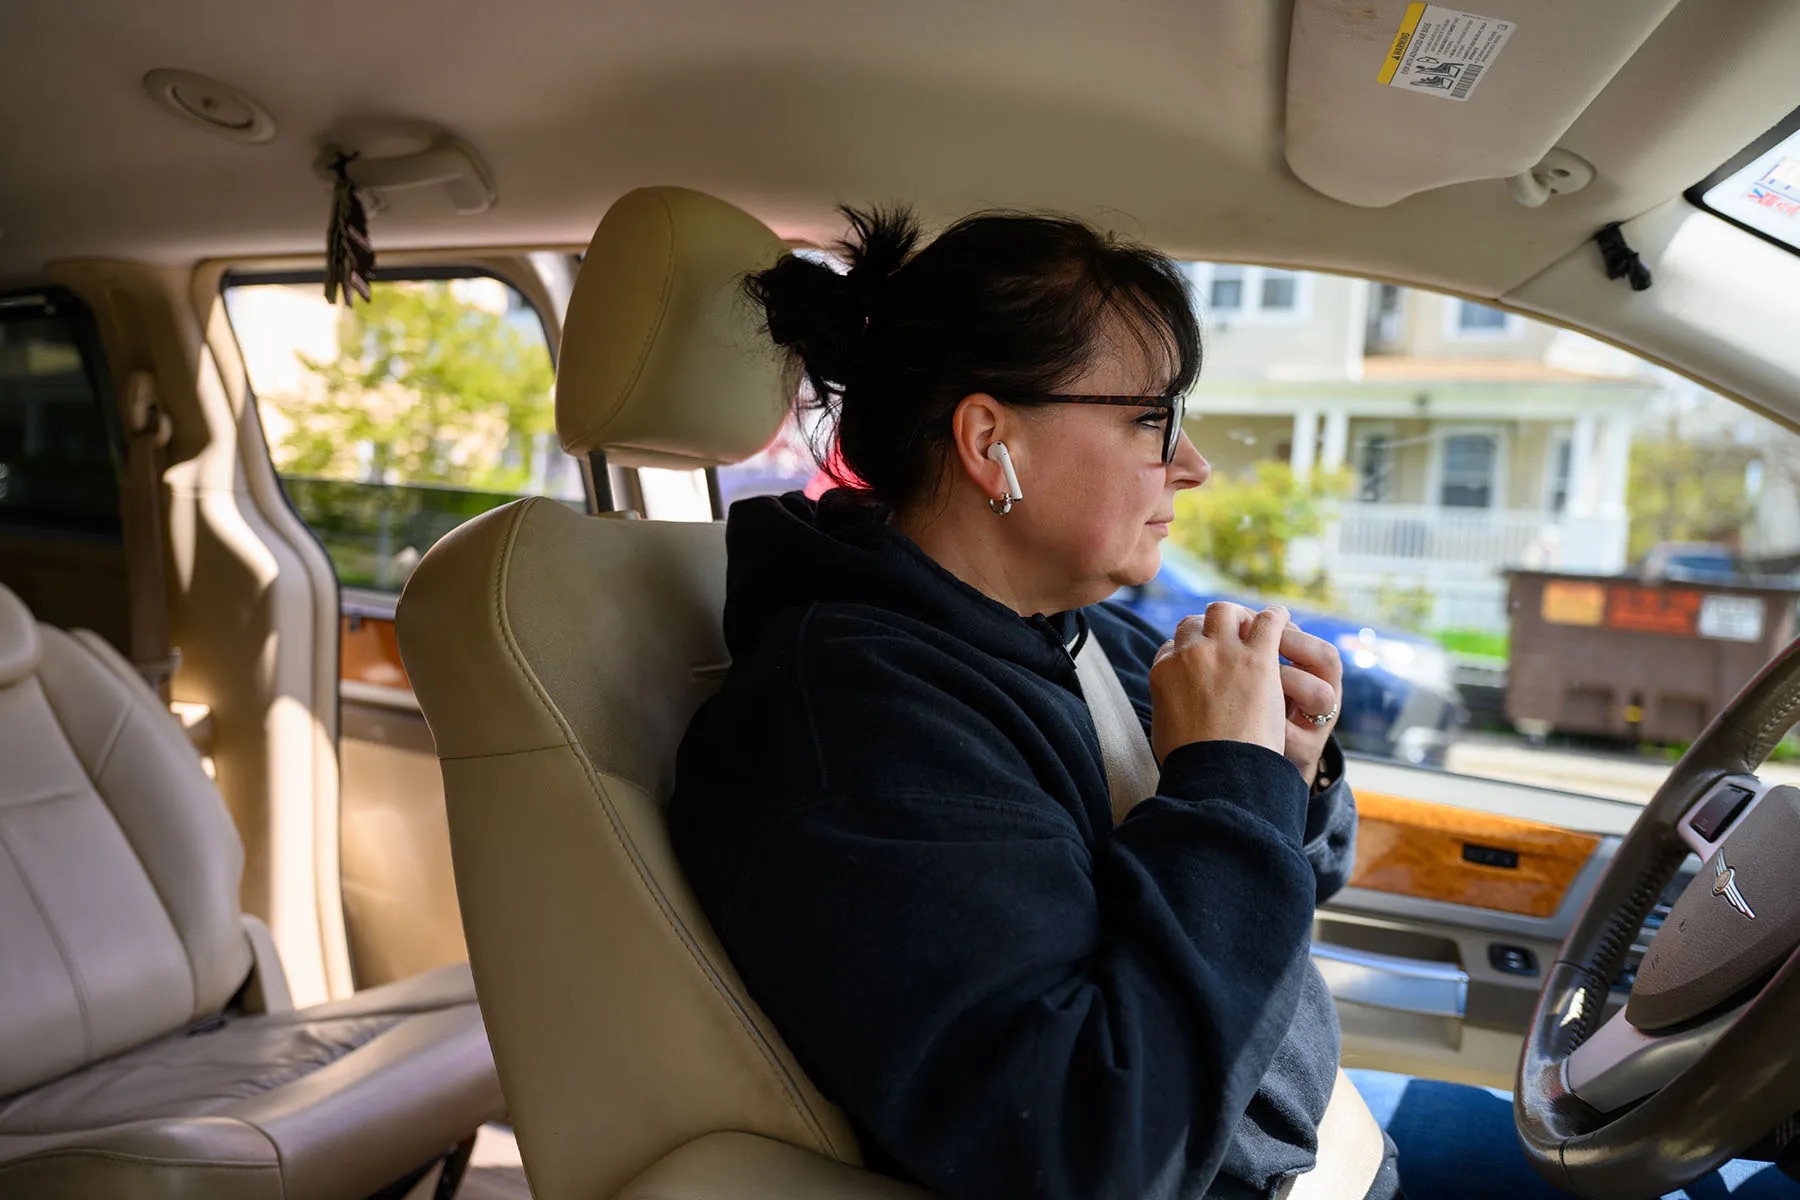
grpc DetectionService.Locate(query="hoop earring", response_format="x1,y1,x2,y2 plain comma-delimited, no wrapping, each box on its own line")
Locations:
985,440,1023,517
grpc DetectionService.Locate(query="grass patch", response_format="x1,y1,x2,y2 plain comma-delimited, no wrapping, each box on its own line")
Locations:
1656,735,1800,763
1434,628,1510,659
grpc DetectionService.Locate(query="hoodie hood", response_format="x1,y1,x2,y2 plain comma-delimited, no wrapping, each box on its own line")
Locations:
723,489,1083,678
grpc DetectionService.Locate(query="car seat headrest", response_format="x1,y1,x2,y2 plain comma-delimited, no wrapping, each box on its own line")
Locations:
555,187,793,470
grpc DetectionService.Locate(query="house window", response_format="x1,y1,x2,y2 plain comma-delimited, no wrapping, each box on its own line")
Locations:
1439,432,1498,508
1548,437,1574,514
1189,263,1312,324
1259,270,1299,312
1365,283,1404,352
1358,434,1393,502
1209,267,1245,312
1453,301,1515,336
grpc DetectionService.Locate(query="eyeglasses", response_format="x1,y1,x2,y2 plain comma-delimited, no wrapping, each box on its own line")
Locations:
1011,393,1187,464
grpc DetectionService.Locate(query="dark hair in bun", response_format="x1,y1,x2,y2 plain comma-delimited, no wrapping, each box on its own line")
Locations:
744,204,1200,509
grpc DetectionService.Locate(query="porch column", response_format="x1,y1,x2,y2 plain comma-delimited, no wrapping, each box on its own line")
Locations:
1567,414,1598,517
1565,411,1633,574
1596,413,1631,519
1289,408,1320,480
1320,409,1350,474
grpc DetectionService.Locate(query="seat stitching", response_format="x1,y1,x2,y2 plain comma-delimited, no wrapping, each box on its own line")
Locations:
2,1149,277,1170
486,504,848,1156
436,740,569,764
39,641,201,1012
0,784,90,812
0,818,95,1061
88,697,132,781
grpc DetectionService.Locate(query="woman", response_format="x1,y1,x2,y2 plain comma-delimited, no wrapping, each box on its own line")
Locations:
668,208,1793,1200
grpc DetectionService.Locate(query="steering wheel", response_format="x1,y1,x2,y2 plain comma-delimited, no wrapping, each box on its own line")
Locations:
1516,635,1800,1197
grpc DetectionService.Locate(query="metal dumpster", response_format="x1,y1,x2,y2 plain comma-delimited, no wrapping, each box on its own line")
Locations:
1505,570,1800,744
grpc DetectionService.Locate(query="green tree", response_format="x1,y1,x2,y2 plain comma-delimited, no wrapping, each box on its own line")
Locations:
276,282,554,493
1626,422,1755,562
1172,461,1353,597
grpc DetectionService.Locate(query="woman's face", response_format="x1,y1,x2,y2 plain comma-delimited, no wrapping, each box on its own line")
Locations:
1006,326,1210,607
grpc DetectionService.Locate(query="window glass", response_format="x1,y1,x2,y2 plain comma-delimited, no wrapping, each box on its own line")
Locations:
1209,267,1245,312
1148,263,1800,797
1259,270,1299,312
1357,434,1393,502
1439,432,1497,508
1548,438,1574,514
1192,264,1309,324
1365,284,1404,352
0,291,119,534
716,260,1800,800
713,411,839,511
224,275,581,592
1456,301,1510,333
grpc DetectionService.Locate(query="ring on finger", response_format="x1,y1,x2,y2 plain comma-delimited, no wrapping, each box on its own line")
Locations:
1305,704,1338,727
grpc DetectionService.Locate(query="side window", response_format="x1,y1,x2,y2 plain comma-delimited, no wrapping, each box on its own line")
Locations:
223,275,581,591
0,291,119,535
711,412,837,512
1161,261,1800,793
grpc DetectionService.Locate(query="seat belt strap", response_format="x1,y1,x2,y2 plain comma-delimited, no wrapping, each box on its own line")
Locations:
122,370,179,704
1072,632,1386,1200
1071,634,1161,824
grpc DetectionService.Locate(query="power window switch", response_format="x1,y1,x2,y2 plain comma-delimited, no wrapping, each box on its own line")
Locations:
1488,944,1538,977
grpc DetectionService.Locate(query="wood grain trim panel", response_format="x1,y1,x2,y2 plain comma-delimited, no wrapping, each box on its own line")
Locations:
1350,791,1600,918
340,612,412,691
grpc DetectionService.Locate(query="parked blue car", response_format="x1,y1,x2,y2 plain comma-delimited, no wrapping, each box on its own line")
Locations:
1115,546,1466,766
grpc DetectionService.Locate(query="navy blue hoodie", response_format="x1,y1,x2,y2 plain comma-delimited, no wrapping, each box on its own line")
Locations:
670,491,1399,1199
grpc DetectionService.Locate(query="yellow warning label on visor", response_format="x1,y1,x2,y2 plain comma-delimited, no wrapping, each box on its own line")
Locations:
1378,4,1427,86
1378,3,1516,102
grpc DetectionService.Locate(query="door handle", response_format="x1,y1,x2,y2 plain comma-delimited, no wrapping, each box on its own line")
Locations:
1311,942,1469,1019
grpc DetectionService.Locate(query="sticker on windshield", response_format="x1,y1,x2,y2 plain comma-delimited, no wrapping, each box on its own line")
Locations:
1378,4,1515,102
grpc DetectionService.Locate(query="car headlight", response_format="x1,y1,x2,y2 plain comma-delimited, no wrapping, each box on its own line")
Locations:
1334,628,1452,691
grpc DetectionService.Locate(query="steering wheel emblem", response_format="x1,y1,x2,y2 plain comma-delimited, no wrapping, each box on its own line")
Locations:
1712,855,1756,920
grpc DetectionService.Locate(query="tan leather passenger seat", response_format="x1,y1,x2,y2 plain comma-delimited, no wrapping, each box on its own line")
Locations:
0,582,504,1199
398,187,925,1200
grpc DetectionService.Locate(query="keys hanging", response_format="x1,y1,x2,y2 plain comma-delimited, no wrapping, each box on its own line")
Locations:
324,152,375,306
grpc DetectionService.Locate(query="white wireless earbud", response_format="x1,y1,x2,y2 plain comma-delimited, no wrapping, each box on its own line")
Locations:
987,441,1023,502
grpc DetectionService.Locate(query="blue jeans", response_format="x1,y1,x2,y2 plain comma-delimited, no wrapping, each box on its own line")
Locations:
1346,1069,1798,1199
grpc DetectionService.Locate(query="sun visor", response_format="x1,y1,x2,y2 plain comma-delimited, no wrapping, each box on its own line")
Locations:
1285,0,1682,208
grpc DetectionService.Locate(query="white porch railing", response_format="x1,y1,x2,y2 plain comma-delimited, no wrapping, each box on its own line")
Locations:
1330,503,1558,572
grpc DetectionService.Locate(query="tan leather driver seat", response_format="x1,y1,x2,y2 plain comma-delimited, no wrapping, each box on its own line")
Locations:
0,584,503,1198
396,188,925,1199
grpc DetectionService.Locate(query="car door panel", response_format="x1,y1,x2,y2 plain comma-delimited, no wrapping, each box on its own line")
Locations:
337,592,470,986
1314,756,1680,1090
